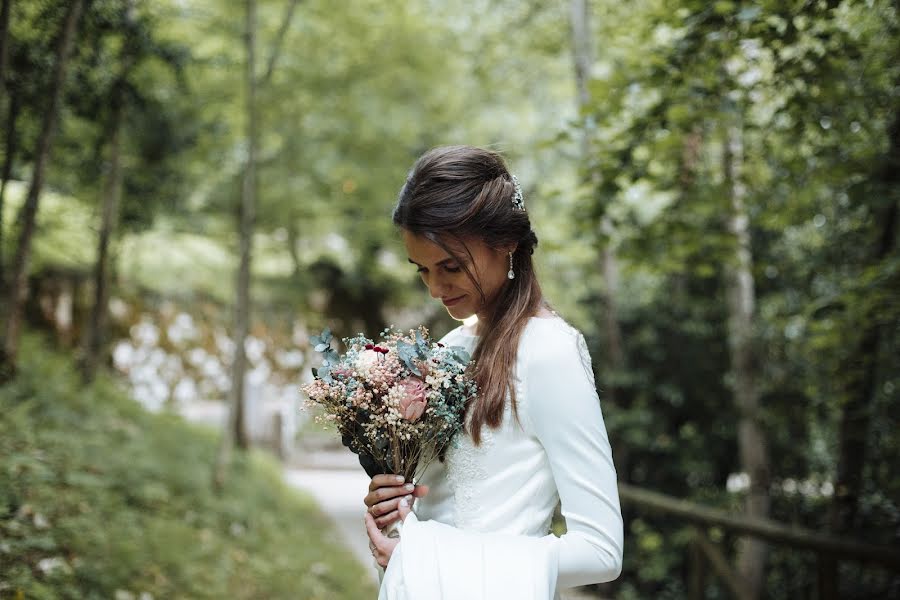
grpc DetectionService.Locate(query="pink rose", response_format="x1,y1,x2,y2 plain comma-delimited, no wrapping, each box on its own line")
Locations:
397,377,428,421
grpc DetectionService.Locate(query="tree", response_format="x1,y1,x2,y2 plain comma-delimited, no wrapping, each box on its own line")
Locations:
722,106,770,598
1,0,85,380
214,0,300,488
0,0,9,95
569,0,632,482
0,0,11,281
80,0,135,383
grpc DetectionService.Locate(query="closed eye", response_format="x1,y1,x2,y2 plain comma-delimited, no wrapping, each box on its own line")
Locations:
417,266,461,273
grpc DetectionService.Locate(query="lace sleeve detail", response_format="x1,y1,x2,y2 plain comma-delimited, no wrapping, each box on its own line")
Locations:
576,332,597,390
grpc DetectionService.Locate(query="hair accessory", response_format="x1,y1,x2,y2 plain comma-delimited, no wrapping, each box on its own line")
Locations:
511,175,525,211
507,251,515,279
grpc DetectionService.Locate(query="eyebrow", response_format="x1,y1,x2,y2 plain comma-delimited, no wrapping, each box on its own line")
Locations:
407,257,457,268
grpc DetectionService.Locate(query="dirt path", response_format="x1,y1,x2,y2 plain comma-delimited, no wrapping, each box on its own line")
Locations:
283,463,381,586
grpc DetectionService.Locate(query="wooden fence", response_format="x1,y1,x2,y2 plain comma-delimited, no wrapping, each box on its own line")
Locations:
618,483,900,600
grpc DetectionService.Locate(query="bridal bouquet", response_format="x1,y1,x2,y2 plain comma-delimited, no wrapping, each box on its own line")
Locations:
300,325,477,481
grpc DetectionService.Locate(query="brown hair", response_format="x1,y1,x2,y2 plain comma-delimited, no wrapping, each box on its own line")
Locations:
392,145,552,445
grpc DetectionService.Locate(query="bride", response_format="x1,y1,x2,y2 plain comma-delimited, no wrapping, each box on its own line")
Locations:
363,145,623,599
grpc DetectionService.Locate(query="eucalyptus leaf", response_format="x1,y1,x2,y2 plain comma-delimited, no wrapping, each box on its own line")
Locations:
448,347,471,364
415,330,428,355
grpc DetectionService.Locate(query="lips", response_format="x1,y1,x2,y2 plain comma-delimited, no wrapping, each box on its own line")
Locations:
442,295,465,306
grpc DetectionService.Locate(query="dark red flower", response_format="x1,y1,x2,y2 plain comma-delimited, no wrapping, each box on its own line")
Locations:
365,343,374,350
437,342,445,347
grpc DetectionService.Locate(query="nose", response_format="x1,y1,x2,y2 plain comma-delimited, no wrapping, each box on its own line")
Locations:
424,273,452,299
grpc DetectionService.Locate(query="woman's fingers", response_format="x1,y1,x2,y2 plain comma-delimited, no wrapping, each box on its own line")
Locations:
375,509,399,528
363,482,416,508
365,511,400,569
397,495,412,522
370,492,418,517
364,510,386,545
370,497,399,517
369,474,405,492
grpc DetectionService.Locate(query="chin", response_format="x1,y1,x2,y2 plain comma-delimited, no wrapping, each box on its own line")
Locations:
445,303,471,318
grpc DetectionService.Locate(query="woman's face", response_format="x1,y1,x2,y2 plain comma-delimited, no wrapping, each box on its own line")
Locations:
402,230,513,322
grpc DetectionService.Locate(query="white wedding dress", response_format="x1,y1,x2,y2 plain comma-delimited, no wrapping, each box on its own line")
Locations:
376,314,623,600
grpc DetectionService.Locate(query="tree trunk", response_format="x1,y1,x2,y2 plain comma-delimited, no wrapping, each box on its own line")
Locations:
1,0,85,380
233,0,259,452
82,103,123,382
569,0,628,472
287,218,302,278
0,87,20,285
722,116,770,599
829,114,899,534
0,0,11,100
260,0,301,87
571,0,625,380
81,0,134,383
215,0,257,489
570,0,593,131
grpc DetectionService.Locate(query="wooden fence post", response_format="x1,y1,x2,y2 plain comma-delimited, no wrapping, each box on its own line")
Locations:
818,555,839,600
689,528,707,600
694,529,753,600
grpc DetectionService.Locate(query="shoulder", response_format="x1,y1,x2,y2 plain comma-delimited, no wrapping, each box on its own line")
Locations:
522,317,587,368
519,318,602,437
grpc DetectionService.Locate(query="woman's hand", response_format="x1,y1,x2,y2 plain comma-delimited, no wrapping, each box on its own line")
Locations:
363,474,429,529
365,495,412,568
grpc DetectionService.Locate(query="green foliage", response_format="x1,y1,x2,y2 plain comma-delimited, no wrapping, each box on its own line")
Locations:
0,334,376,599
566,0,900,596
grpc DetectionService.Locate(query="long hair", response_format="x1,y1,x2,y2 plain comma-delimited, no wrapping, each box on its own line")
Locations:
392,145,551,445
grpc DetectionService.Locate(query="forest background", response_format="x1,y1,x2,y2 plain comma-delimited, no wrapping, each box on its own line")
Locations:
0,0,897,599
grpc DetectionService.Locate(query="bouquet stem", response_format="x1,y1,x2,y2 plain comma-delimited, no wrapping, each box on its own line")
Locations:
392,434,402,476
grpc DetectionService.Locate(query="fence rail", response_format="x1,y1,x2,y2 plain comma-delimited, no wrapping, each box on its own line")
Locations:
617,482,900,599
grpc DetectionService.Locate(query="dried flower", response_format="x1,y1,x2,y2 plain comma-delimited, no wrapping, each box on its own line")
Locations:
396,377,428,421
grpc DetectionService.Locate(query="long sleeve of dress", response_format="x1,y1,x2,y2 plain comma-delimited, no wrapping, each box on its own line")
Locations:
380,513,559,599
523,329,624,588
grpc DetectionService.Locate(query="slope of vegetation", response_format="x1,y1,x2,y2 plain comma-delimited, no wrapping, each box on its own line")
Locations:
0,334,376,600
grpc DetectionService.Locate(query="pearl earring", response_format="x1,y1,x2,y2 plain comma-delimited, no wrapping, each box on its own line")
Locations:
507,251,515,280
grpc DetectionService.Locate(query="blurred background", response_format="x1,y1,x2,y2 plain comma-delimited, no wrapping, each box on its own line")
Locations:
0,0,897,599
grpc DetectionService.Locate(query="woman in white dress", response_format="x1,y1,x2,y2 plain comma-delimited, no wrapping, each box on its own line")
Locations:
363,145,623,599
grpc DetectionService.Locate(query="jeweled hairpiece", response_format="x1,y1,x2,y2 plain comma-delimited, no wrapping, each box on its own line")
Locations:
511,174,525,211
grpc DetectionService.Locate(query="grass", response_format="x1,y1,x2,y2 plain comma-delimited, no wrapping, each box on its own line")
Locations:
0,333,377,600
